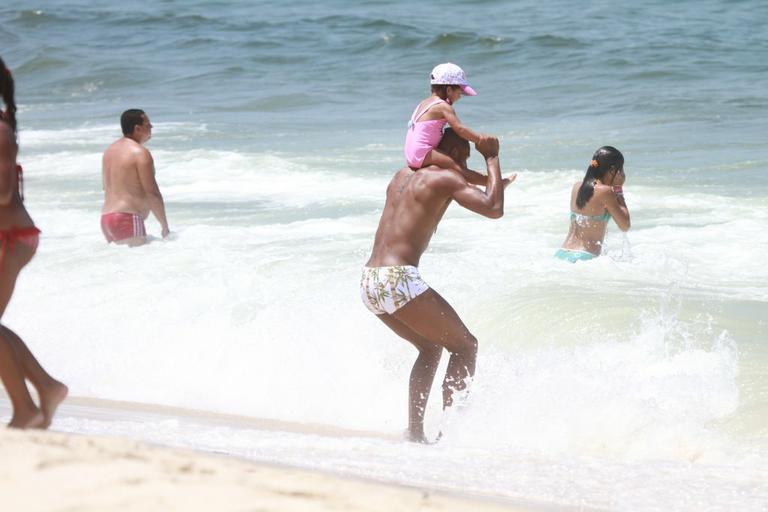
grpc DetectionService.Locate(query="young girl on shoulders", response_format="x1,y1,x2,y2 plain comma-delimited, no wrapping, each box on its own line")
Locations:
404,63,486,173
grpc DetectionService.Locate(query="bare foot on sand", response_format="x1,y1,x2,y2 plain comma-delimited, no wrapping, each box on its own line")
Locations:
39,381,68,429
406,429,440,444
8,408,45,429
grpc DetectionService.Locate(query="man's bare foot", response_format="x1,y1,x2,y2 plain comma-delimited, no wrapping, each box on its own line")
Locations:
8,408,45,429
406,429,440,444
39,381,68,429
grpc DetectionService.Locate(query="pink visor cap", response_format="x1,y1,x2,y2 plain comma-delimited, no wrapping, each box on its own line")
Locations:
429,63,477,96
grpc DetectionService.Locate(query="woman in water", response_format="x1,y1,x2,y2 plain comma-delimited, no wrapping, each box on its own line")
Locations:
0,58,68,428
555,146,631,262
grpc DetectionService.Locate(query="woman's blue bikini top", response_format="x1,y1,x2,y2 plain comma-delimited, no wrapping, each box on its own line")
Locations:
570,210,611,223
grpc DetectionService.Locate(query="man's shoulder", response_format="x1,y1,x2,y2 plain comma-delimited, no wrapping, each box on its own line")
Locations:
106,138,151,159
390,166,463,184
399,167,464,202
419,166,465,188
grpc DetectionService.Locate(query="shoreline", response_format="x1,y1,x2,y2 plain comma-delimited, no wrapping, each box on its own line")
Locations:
0,427,523,512
0,397,583,512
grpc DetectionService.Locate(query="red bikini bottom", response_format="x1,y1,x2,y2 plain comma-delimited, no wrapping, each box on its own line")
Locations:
0,226,41,272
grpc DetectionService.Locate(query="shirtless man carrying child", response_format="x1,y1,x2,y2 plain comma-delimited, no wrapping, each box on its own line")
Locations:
360,129,516,443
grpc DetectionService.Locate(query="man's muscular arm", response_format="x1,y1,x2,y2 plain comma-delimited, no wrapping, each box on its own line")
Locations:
460,167,517,189
447,137,506,218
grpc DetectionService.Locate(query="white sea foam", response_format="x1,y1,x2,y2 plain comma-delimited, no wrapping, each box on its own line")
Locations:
18,122,209,152
5,2,767,508
4,130,767,511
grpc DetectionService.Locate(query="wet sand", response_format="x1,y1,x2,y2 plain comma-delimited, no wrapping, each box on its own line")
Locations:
0,397,562,512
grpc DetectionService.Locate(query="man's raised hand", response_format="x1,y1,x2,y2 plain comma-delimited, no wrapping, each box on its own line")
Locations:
475,135,499,159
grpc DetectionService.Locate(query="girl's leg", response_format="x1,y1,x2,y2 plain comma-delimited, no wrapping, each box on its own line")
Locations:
421,149,464,174
2,326,67,428
0,247,44,428
0,330,44,428
0,244,45,428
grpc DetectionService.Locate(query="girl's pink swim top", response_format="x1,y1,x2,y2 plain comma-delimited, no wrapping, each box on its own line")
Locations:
404,98,447,169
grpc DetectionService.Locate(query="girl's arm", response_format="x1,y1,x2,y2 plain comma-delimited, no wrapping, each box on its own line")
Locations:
439,104,482,143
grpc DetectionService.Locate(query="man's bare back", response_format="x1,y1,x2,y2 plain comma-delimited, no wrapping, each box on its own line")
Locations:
365,166,454,267
101,110,168,245
102,137,154,217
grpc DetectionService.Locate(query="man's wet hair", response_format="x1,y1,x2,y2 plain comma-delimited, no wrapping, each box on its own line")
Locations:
437,128,469,154
121,109,146,136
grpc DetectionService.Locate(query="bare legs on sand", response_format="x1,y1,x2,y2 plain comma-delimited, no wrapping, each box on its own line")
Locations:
377,288,477,443
0,243,68,429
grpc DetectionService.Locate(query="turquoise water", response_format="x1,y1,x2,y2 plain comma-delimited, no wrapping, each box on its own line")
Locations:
2,1,767,510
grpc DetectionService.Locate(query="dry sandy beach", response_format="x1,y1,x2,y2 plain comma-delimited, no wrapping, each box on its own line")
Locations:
0,398,560,512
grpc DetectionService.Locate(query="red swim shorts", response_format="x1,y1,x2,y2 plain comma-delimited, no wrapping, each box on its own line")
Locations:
101,212,146,243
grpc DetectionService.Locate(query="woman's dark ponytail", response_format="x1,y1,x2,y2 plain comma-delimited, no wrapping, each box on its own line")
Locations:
575,146,624,209
576,160,599,209
0,57,17,134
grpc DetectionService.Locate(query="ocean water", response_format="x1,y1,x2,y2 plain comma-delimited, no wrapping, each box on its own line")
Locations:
1,1,767,510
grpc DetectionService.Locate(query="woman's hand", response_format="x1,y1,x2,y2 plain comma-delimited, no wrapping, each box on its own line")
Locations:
613,167,626,187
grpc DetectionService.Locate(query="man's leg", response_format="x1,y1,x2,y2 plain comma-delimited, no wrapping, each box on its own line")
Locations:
377,314,442,443
392,288,478,410
115,236,146,247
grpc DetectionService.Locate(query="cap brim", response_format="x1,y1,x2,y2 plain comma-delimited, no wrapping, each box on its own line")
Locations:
461,85,477,96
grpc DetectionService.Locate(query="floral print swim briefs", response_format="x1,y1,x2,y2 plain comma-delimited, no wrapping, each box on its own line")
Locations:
359,265,430,315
